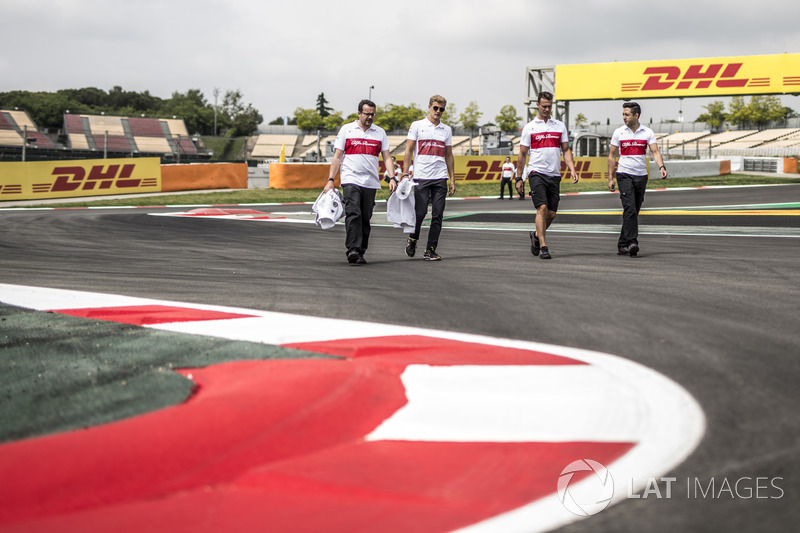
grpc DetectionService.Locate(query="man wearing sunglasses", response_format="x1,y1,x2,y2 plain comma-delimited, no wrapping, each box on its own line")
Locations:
516,91,579,260
401,95,456,261
324,99,396,265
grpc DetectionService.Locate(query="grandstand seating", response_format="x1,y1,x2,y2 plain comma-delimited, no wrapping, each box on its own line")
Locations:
61,113,199,155
659,131,711,147
759,130,800,148
0,109,59,149
451,136,474,155
128,117,165,137
705,130,757,146
251,134,298,158
0,129,23,146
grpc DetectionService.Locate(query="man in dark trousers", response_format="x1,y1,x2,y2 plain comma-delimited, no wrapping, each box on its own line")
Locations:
607,101,668,257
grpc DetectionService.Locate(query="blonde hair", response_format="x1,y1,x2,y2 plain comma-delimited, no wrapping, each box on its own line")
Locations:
429,95,447,107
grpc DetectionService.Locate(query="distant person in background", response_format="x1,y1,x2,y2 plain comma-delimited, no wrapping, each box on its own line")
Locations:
516,91,578,260
384,156,402,184
607,101,667,257
401,94,455,261
499,156,515,199
324,99,396,265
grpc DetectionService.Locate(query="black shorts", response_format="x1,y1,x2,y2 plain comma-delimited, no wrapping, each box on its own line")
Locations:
528,172,561,211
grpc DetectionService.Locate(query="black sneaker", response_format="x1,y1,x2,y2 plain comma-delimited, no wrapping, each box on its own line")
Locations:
539,246,552,260
347,249,359,264
423,247,442,261
530,231,540,256
405,237,417,257
356,254,367,265
617,246,629,256
628,243,639,257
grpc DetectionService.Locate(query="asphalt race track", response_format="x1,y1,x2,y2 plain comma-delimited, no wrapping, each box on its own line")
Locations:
1,183,799,532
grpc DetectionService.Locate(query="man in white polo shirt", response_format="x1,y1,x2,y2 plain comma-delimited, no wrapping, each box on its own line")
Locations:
323,99,396,265
516,91,578,260
608,101,668,257
400,94,455,261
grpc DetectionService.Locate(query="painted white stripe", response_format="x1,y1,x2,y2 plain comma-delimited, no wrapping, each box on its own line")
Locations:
0,283,706,533
151,315,420,345
366,365,644,442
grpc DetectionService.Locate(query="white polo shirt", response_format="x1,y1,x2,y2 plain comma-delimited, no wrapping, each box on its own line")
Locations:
407,117,452,180
520,117,569,177
501,162,515,178
334,120,390,189
611,124,657,176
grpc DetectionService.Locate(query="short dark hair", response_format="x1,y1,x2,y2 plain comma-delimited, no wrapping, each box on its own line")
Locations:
358,99,376,113
623,101,641,117
538,91,553,103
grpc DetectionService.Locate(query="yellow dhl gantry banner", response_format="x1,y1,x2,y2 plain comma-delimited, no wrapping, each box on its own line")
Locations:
0,158,161,201
453,156,610,182
555,53,800,100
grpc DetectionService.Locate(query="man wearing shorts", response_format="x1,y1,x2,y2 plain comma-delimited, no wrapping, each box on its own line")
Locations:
401,95,455,261
608,101,668,257
516,91,578,259
324,99,396,265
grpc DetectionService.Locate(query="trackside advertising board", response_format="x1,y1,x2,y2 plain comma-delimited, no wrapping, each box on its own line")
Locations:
378,157,611,183
555,53,800,100
453,156,610,182
0,158,161,201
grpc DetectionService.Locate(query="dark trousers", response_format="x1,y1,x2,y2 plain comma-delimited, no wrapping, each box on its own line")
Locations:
412,178,448,250
342,184,376,254
500,177,513,198
616,173,648,248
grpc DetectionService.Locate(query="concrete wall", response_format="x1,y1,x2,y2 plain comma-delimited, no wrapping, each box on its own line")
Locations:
650,159,730,180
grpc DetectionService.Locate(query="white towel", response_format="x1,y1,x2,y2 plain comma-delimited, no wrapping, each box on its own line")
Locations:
312,189,344,229
386,179,416,233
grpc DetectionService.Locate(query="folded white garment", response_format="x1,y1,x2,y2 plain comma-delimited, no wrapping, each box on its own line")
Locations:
312,189,344,229
386,180,416,233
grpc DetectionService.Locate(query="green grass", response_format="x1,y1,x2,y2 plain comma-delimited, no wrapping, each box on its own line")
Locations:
5,173,797,208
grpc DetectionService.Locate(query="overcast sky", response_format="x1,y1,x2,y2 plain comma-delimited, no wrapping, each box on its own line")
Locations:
2,0,799,129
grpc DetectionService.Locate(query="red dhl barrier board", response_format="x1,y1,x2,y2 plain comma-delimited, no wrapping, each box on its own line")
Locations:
453,156,610,181
0,158,161,201
555,53,800,100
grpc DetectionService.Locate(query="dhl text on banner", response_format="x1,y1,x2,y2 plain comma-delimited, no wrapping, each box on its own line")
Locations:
0,158,161,201
555,53,800,100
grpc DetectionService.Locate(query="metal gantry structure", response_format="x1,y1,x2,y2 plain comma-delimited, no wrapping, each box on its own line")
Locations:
525,66,569,127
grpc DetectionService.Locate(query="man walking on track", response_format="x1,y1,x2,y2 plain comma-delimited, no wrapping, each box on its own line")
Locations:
607,101,668,257
401,95,455,261
516,91,578,260
324,99,396,265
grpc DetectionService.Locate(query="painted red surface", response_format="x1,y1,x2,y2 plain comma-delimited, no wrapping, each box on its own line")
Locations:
0,320,633,532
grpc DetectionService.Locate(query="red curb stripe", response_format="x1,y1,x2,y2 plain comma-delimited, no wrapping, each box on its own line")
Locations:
52,305,258,326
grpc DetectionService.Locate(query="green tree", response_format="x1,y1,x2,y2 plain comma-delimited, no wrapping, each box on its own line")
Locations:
323,111,344,131
727,96,750,128
220,90,263,136
316,92,332,118
441,103,458,127
459,101,482,135
573,112,588,129
165,89,217,135
373,103,425,132
727,96,786,129
695,100,728,131
748,95,786,129
496,105,522,131
294,107,324,130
